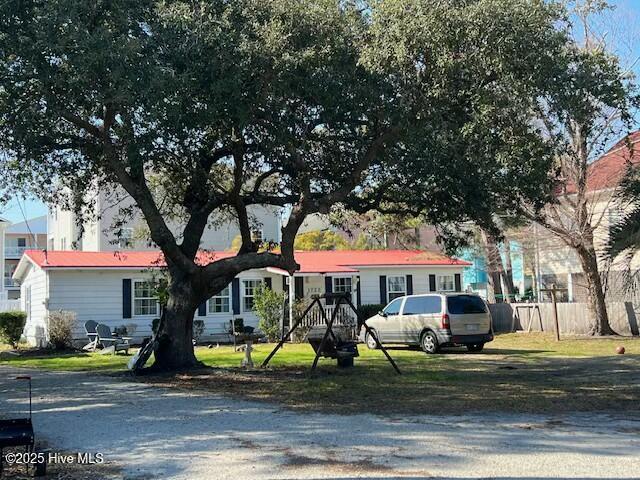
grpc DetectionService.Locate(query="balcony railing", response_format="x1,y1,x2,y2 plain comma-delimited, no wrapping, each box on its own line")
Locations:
3,277,18,288
4,246,29,258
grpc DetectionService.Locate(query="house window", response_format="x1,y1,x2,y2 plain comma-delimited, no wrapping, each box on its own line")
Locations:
119,228,134,249
387,276,406,301
17,238,26,247
242,279,263,312
60,237,67,250
438,275,455,292
333,277,352,293
133,281,159,316
208,284,231,314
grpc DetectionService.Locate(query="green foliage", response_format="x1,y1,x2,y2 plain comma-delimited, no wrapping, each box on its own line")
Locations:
253,285,285,342
193,320,205,343
357,304,385,321
294,230,349,251
47,310,77,350
151,318,161,335
0,311,27,348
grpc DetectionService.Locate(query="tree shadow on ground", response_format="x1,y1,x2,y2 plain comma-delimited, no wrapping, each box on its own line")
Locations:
1,366,639,479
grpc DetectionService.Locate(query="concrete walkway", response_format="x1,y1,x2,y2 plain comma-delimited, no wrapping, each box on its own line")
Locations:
1,366,639,479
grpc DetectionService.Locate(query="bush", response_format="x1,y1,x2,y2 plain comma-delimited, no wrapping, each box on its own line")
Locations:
47,310,77,350
193,319,205,342
0,311,27,348
357,304,385,321
253,284,285,342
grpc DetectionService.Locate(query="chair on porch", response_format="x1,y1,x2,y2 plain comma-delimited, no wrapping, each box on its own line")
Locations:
96,324,131,355
82,320,99,351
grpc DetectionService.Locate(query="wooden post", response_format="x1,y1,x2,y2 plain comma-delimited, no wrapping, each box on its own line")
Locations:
550,283,560,342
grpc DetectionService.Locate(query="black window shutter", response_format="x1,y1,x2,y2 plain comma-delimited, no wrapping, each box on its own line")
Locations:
406,275,413,295
198,302,207,316
265,277,272,289
282,275,288,292
356,276,362,307
379,275,387,304
325,276,333,305
429,274,437,292
232,278,240,314
294,276,304,300
122,279,132,319
455,273,462,292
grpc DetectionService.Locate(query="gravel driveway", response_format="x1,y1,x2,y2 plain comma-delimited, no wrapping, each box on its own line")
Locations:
1,366,639,480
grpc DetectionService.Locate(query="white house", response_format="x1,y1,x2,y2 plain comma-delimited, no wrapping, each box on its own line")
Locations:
12,249,469,346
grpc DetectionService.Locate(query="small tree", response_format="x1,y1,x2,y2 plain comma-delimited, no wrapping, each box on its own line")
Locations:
47,310,77,350
0,311,27,348
294,231,349,251
253,285,285,342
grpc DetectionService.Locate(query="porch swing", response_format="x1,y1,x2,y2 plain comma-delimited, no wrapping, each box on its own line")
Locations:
262,292,401,374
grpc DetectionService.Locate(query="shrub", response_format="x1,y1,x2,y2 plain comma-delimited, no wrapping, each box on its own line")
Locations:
253,284,285,342
193,319,205,342
357,304,385,321
0,311,27,348
151,318,160,335
47,310,77,350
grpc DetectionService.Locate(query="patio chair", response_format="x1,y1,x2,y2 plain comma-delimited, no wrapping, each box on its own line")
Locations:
83,320,99,351
96,324,131,355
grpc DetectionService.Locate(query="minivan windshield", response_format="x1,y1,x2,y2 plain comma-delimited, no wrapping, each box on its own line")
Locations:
447,295,488,314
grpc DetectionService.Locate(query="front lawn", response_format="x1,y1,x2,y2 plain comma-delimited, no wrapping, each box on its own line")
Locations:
2,333,638,414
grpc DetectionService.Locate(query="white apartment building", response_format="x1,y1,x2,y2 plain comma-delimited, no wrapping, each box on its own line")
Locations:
48,188,282,253
3,215,47,300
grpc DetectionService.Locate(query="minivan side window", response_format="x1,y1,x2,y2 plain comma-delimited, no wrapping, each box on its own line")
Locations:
402,296,442,315
383,298,403,316
447,295,488,314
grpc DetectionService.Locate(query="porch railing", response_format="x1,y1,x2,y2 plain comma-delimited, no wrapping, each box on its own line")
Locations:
297,302,358,336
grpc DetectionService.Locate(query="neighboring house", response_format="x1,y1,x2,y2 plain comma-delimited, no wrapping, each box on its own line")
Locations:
460,242,527,300
3,216,47,300
48,188,282,252
0,217,7,300
13,249,469,346
534,131,640,302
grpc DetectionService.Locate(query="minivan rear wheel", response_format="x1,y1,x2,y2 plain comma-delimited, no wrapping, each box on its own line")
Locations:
466,343,484,353
420,331,439,354
365,331,379,350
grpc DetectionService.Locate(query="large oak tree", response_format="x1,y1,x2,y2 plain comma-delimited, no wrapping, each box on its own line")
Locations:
1,0,567,369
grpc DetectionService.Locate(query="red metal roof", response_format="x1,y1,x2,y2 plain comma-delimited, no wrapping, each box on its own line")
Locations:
562,130,640,194
22,249,469,273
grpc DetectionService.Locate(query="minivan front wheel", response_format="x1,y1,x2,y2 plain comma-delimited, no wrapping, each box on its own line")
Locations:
420,331,439,354
366,331,380,350
466,343,484,353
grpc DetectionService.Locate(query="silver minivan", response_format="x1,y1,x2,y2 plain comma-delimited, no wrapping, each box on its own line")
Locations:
361,293,493,353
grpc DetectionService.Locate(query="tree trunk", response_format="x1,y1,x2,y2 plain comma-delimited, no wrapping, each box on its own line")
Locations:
152,274,201,370
501,241,516,303
575,244,616,336
480,229,511,303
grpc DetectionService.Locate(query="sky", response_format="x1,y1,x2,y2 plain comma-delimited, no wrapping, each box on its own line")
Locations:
2,0,640,225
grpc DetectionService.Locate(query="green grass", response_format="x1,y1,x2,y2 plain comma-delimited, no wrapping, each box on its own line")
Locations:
2,333,639,414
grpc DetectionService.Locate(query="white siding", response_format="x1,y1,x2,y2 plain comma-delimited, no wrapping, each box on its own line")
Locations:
357,267,465,305
45,269,278,343
20,265,48,346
